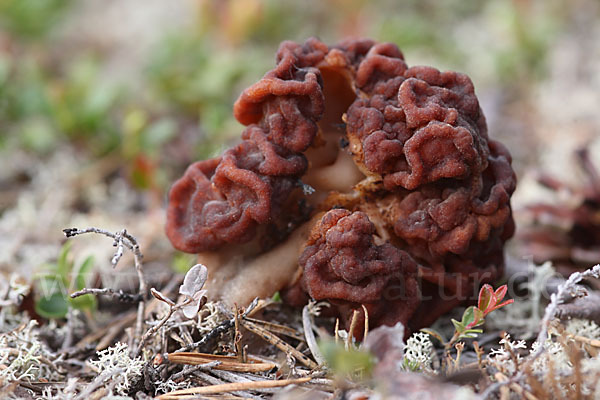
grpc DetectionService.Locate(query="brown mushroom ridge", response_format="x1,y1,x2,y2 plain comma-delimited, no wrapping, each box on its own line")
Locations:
166,38,327,253
165,38,516,334
299,209,420,334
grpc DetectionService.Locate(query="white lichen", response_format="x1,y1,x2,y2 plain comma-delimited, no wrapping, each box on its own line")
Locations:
195,301,224,335
402,332,433,372
38,377,80,400
488,334,527,374
87,342,144,395
581,356,600,396
0,274,32,334
529,339,569,374
0,320,62,383
566,319,600,340
155,378,194,395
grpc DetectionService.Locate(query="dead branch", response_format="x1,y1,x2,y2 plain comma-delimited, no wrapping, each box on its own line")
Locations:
156,377,311,399
63,227,149,356
70,288,143,303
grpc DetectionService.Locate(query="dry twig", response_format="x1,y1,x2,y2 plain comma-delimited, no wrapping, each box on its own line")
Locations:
157,377,311,399
168,361,222,381
70,288,142,303
163,352,276,373
63,227,149,356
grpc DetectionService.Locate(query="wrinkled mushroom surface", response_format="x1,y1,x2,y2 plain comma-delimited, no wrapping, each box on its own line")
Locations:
165,38,516,334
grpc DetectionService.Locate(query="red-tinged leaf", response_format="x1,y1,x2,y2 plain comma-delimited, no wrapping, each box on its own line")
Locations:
499,299,514,307
466,307,484,329
478,284,494,312
489,299,514,312
494,285,508,302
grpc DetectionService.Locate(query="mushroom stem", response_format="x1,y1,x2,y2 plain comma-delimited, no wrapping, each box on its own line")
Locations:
199,220,313,307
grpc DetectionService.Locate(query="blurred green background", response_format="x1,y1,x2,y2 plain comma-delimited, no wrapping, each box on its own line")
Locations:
0,0,590,185
0,0,598,276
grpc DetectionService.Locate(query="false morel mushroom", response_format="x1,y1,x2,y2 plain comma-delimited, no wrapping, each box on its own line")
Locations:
165,38,516,335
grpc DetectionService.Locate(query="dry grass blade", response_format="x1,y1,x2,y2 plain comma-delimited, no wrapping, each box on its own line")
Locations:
494,372,539,400
302,305,325,366
243,317,305,341
347,309,359,349
241,319,318,369
165,352,276,373
156,377,311,399
570,334,600,348
524,364,549,400
361,304,369,341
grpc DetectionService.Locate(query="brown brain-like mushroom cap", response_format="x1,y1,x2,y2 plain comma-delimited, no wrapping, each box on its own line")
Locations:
301,209,418,303
165,38,516,334
299,209,420,334
166,39,326,252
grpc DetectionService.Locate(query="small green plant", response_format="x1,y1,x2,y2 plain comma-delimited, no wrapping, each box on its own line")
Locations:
171,252,197,274
34,242,96,319
422,283,514,349
319,339,375,379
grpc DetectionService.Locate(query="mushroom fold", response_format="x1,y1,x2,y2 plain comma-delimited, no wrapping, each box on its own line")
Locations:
166,38,516,336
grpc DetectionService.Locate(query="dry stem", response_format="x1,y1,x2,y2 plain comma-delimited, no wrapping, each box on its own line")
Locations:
157,377,311,399
63,227,149,356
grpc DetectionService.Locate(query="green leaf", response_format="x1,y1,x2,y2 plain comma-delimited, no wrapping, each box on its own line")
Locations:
36,275,66,297
452,318,466,333
67,256,96,311
461,306,484,329
461,306,475,325
69,291,96,311
488,299,515,313
141,118,176,153
271,291,282,303
402,358,422,372
74,255,95,291
458,328,483,340
0,0,74,40
35,292,69,319
20,117,57,153
56,242,73,280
